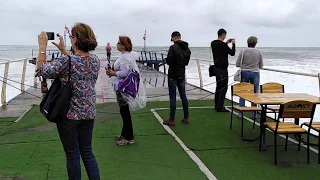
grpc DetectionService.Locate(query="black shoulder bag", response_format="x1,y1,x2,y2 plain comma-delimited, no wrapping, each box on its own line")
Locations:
209,49,216,77
209,65,215,77
40,56,73,123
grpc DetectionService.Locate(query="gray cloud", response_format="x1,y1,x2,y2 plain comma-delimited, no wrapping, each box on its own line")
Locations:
0,0,320,47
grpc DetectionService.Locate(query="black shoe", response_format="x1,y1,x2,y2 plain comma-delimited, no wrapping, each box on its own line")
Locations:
215,107,229,112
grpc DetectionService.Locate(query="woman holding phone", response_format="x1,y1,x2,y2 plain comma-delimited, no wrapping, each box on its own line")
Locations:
36,22,101,179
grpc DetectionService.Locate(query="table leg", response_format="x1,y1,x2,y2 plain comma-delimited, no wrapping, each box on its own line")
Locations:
242,105,267,144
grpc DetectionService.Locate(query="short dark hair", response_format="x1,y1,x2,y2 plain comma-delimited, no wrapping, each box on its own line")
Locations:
171,31,181,41
217,29,227,37
119,36,133,52
247,36,258,48
71,22,97,52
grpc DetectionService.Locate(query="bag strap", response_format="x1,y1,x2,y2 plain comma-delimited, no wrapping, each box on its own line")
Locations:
239,49,245,69
67,55,71,82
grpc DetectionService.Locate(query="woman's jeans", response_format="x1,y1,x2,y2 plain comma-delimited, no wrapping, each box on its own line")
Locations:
56,119,100,180
239,71,260,118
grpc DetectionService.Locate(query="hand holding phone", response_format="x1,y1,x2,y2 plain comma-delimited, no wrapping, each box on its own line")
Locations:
105,67,111,77
38,31,49,48
52,33,68,55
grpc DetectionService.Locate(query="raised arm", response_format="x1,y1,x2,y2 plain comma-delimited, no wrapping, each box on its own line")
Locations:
226,42,236,56
38,55,70,79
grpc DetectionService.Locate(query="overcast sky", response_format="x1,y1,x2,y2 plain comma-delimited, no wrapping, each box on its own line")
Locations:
1,0,320,47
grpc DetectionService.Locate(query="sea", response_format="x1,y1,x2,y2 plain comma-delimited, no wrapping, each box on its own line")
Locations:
1,45,320,127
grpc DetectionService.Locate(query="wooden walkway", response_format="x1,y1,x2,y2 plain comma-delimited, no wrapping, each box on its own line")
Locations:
0,58,213,118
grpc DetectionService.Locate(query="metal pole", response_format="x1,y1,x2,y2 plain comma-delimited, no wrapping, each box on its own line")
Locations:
143,29,146,51
64,24,66,48
1,63,9,105
196,58,203,88
21,59,28,92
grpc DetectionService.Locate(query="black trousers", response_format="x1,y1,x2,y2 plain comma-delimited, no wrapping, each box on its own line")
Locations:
214,67,228,109
116,92,134,140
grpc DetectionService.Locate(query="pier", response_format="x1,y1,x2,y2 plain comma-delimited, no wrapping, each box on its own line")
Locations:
0,51,319,179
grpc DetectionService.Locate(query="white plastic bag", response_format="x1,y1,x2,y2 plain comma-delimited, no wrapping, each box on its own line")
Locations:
120,77,147,111
234,49,244,82
234,69,241,82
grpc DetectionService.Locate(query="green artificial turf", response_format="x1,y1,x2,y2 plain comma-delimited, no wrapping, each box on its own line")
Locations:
0,99,318,180
0,101,212,180
156,108,320,180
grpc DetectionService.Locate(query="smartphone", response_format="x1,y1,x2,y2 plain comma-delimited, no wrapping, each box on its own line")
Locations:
46,32,55,40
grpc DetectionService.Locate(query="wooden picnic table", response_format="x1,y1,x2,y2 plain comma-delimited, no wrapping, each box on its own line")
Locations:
235,93,320,105
234,93,320,144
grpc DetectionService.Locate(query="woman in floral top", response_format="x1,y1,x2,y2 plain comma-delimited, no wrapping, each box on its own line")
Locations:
37,23,100,179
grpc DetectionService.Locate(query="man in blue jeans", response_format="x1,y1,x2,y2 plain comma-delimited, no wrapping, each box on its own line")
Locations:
211,28,236,112
163,31,191,126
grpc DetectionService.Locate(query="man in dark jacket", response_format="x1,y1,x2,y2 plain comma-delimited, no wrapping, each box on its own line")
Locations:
211,28,236,112
163,31,191,126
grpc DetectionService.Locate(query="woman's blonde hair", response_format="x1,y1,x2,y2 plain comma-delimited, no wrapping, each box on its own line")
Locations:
71,23,97,52
247,36,258,48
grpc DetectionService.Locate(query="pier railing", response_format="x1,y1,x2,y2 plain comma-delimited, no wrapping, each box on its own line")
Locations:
136,50,167,72
186,58,318,89
134,51,319,87
0,49,107,106
1,50,319,106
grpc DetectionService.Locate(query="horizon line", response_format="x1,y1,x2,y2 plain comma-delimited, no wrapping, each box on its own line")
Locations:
1,45,320,48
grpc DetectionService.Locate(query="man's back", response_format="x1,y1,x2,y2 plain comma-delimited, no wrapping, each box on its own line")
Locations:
106,45,111,53
211,40,235,70
166,40,191,79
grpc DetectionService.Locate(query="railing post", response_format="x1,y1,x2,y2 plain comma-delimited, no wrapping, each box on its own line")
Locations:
144,51,147,66
196,58,203,88
154,53,159,71
318,73,320,98
185,73,187,83
161,53,166,74
21,58,28,92
34,60,38,88
1,62,9,106
148,52,152,69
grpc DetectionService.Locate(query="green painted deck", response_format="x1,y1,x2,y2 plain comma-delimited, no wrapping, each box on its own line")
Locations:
0,60,319,180
0,100,319,180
